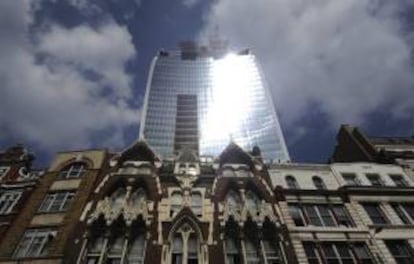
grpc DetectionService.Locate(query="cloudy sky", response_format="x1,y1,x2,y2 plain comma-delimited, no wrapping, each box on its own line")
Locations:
0,0,413,166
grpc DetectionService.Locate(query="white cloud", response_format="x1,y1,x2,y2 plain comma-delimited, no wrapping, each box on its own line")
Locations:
38,23,135,98
0,1,140,151
182,0,200,8
201,0,414,129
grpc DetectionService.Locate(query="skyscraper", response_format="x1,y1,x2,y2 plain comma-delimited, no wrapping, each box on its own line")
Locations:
140,41,290,162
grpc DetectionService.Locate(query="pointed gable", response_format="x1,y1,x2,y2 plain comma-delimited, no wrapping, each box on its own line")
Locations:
217,142,254,167
176,148,198,162
118,140,160,165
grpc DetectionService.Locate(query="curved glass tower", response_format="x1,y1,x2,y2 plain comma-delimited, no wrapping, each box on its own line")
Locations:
140,43,290,162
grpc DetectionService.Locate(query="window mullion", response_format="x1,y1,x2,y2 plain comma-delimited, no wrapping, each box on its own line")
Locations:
332,244,342,264
98,238,109,264
328,205,338,227
36,231,48,256
60,193,68,211
119,236,129,264
25,231,36,257
315,206,325,226
401,205,414,224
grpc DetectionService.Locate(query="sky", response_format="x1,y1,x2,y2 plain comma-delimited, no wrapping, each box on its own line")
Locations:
0,0,413,167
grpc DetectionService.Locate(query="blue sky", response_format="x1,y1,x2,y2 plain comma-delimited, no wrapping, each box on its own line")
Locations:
0,0,413,167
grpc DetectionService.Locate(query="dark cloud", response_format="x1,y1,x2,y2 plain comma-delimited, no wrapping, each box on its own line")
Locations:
0,1,139,152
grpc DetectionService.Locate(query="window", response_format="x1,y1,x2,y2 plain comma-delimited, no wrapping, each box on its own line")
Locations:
390,174,408,187
245,239,260,264
262,240,281,264
171,224,199,264
170,192,183,217
332,205,354,227
225,238,241,264
362,203,388,224
14,229,55,258
285,175,299,189
366,173,384,186
289,204,305,226
289,204,354,227
86,232,146,264
245,191,260,217
38,192,75,213
226,191,242,215
303,242,320,264
127,234,146,264
187,234,198,264
312,176,326,190
59,162,86,179
0,166,9,179
341,173,360,186
110,188,126,209
303,242,373,264
0,191,22,214
107,236,124,263
391,203,414,225
86,235,104,264
303,205,325,226
191,192,202,217
130,188,146,205
385,240,413,264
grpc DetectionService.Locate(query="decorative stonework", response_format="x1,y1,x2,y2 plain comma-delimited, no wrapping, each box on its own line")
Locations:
87,189,153,226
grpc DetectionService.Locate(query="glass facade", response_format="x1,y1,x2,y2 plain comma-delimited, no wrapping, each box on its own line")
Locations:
140,50,290,161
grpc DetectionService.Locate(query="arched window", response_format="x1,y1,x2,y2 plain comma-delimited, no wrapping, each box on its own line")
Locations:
170,192,183,217
191,192,203,217
130,188,146,205
245,239,260,264
110,188,127,207
59,162,86,179
187,234,198,264
172,234,183,264
312,176,326,190
86,235,105,263
245,191,261,216
285,176,299,189
225,238,241,264
127,233,146,264
170,223,201,264
107,236,124,263
262,240,280,264
226,190,242,214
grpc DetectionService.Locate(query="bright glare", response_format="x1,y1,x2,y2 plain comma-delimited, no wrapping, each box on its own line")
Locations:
202,53,255,145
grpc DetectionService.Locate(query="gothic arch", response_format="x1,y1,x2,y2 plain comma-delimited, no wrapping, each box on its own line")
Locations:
168,214,204,242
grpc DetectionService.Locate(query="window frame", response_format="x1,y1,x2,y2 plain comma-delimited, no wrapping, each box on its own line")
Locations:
385,240,414,263
38,191,75,213
389,174,408,187
289,203,354,227
303,241,374,264
0,166,10,179
285,175,299,190
0,190,22,215
170,191,183,218
361,203,389,225
58,162,86,179
341,173,360,186
14,228,55,258
312,176,326,190
191,192,203,217
391,203,414,225
366,173,384,187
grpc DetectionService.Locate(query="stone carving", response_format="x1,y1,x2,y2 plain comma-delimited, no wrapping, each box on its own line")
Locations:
87,188,151,226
